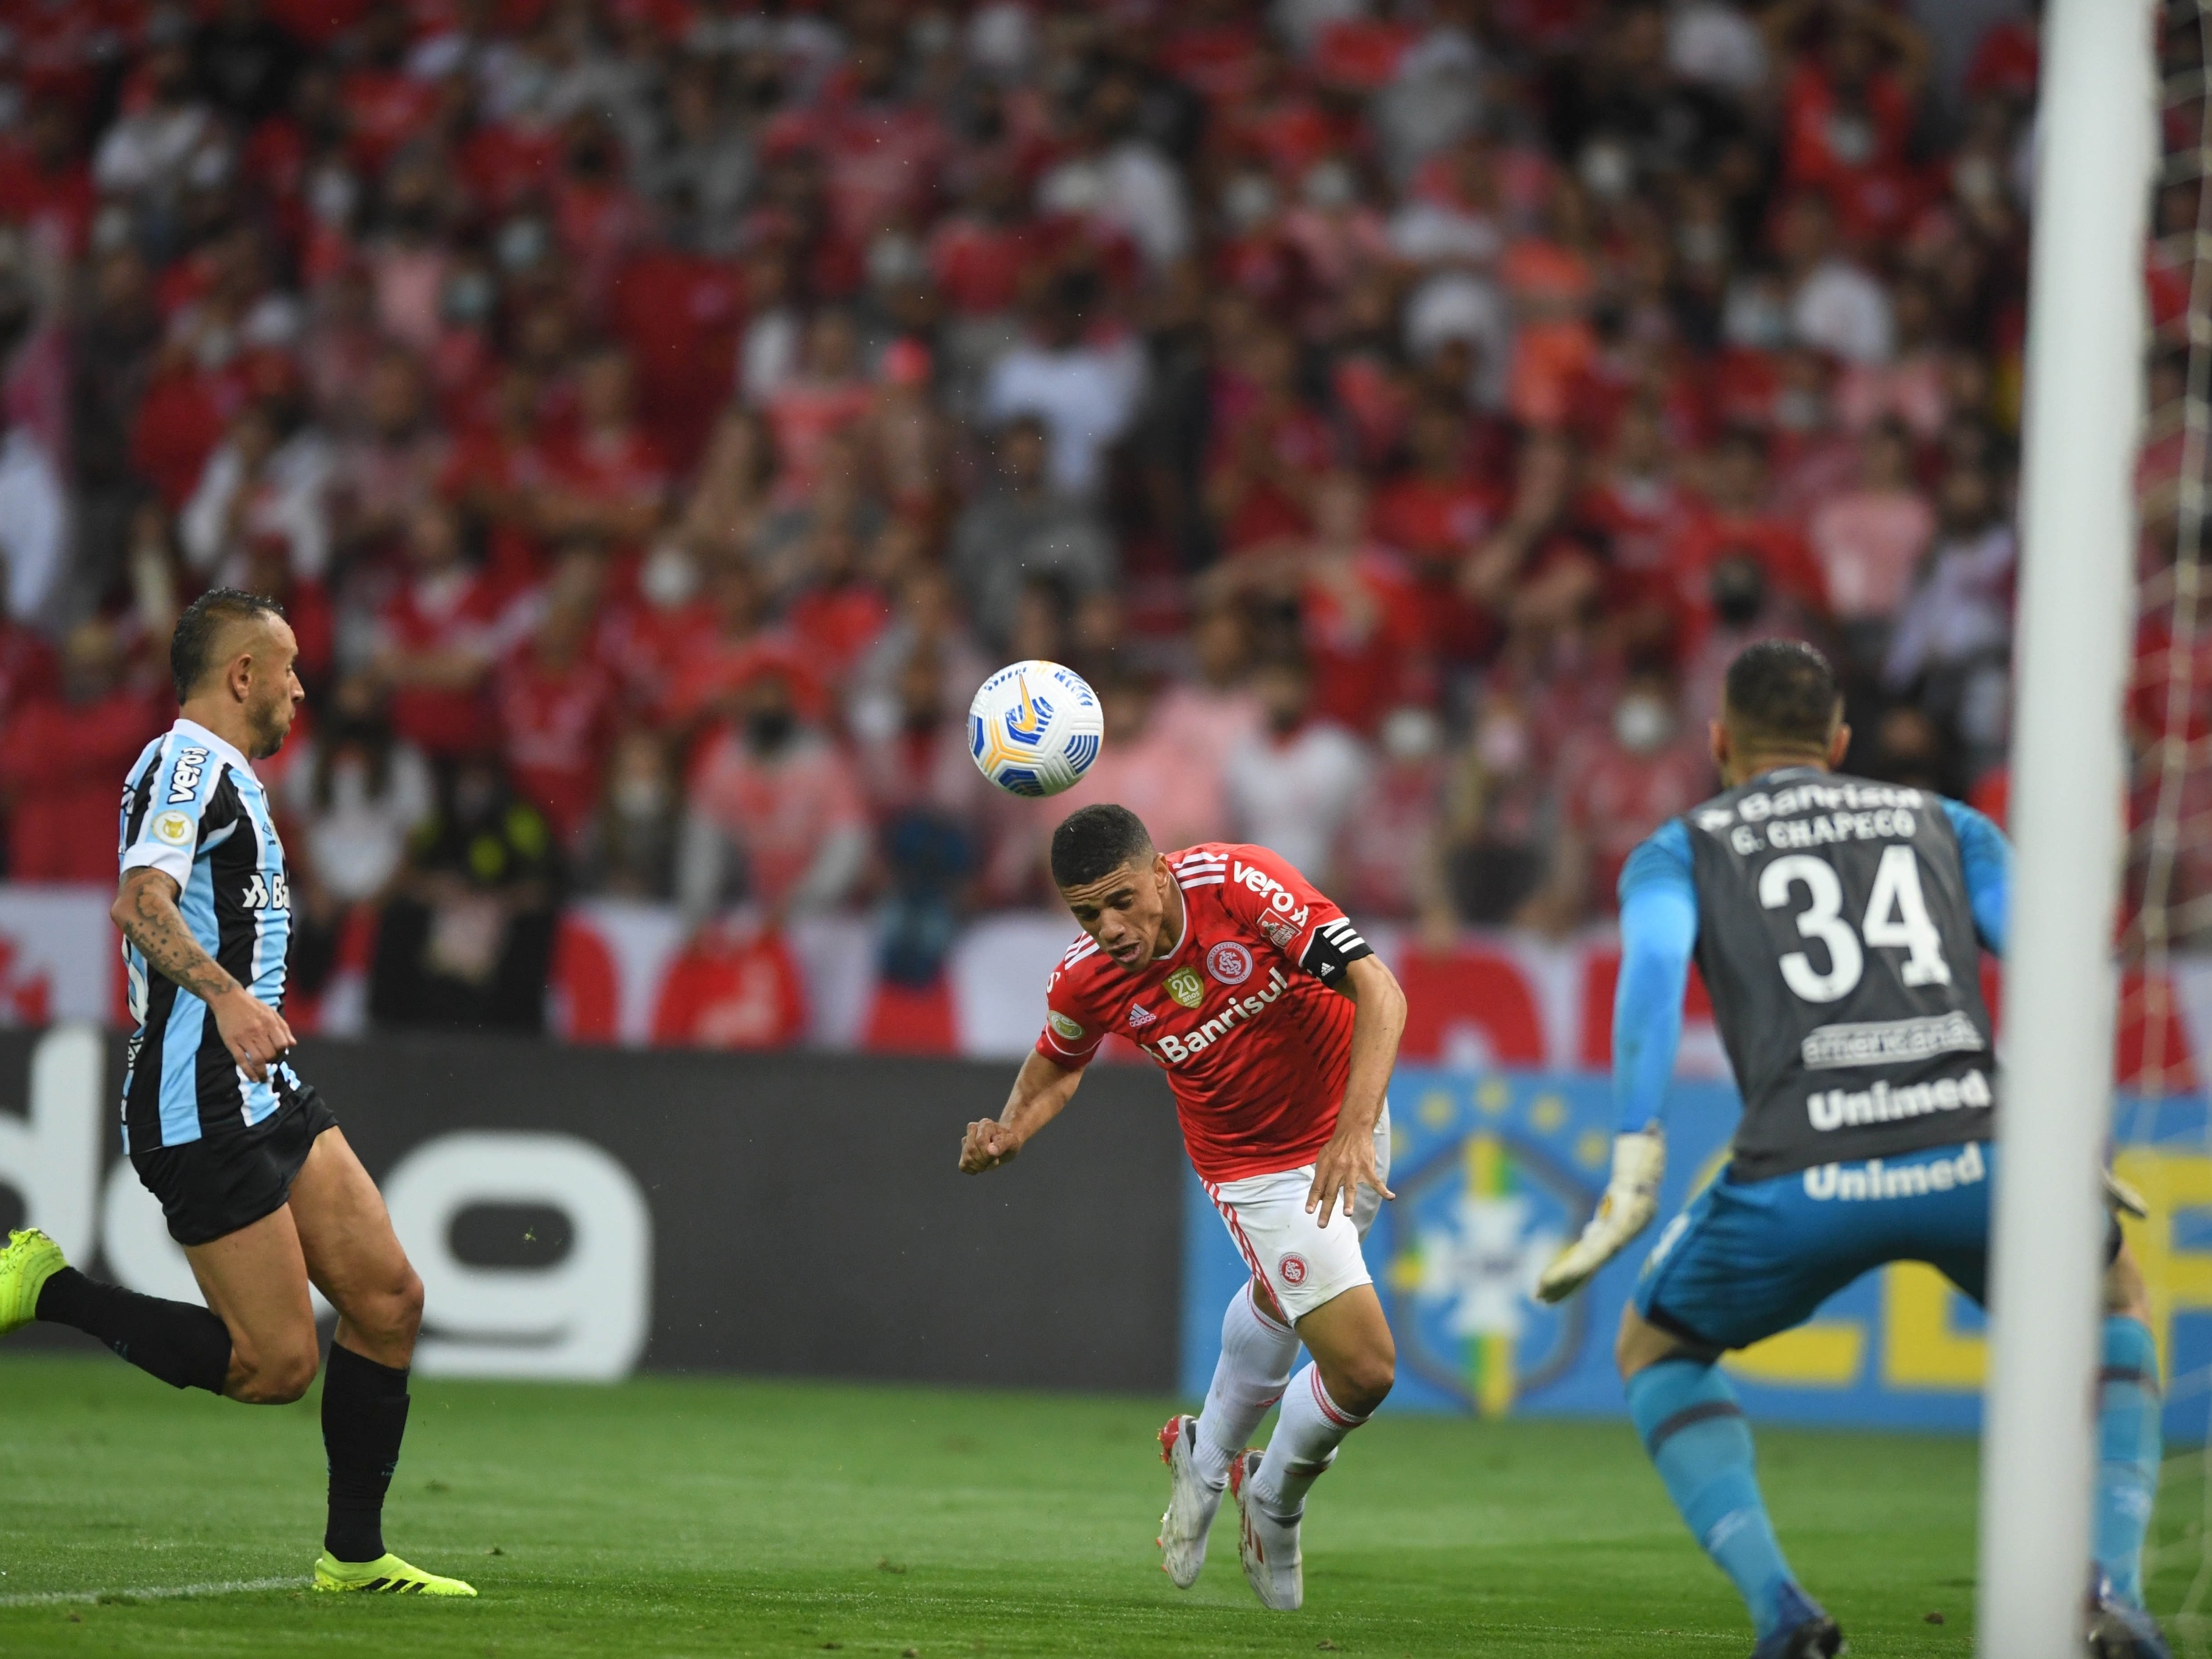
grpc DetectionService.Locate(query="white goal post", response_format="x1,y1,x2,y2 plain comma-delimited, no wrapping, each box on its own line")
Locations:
1977,1,2158,1654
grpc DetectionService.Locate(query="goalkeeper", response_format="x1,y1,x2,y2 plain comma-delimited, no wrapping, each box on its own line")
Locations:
1537,641,2166,1659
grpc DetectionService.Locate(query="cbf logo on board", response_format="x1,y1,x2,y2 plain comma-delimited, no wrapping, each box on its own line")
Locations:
1373,1080,1603,1417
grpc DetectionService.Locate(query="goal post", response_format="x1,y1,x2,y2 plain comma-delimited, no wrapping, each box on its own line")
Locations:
1977,1,2158,1653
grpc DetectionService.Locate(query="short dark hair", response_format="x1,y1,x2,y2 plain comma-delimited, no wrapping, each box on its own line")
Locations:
170,587,285,703
1723,638,1840,750
1050,803,1156,889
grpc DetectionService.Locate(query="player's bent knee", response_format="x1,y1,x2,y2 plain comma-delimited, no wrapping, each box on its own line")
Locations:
1325,1347,1395,1416
233,1343,319,1404
392,1266,425,1337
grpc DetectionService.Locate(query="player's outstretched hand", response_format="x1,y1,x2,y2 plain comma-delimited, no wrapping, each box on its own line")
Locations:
959,1119,1022,1175
1536,1129,1666,1305
210,987,295,1083
1305,1125,1395,1229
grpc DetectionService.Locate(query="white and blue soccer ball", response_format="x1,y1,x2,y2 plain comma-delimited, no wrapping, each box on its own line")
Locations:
968,660,1103,797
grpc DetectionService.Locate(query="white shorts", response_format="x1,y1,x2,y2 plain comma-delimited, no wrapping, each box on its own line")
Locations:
1200,1103,1392,1323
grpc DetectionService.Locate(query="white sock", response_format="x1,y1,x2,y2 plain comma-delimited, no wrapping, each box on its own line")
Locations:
1192,1283,1300,1490
1251,1363,1369,1520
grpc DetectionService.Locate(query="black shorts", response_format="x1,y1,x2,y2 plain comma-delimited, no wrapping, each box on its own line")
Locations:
130,1081,338,1247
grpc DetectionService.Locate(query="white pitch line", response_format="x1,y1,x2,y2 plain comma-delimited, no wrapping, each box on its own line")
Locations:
0,1574,309,1608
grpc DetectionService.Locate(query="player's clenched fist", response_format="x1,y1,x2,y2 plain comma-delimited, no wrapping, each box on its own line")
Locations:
211,987,295,1083
959,1119,1022,1174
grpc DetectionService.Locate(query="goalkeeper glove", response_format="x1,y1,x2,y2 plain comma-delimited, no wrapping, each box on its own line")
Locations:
1536,1128,1665,1305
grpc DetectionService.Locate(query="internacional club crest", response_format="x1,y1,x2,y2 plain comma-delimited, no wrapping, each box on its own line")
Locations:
1207,941,1254,985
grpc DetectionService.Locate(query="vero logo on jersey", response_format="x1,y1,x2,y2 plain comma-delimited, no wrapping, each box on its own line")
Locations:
166,748,208,803
1231,861,1309,927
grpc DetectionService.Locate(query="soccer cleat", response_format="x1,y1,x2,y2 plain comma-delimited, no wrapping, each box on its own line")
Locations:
1749,1584,1844,1659
1227,1448,1302,1612
313,1551,478,1596
0,1228,66,1336
1157,1413,1224,1589
2088,1580,2172,1659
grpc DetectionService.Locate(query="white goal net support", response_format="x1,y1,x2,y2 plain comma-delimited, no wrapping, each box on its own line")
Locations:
2135,3,2212,1649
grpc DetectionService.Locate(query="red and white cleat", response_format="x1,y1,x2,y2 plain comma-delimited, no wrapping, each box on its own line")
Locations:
1227,1447,1302,1611
1156,1414,1223,1589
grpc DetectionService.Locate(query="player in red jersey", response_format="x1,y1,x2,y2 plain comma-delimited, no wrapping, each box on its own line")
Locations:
960,805,1406,1612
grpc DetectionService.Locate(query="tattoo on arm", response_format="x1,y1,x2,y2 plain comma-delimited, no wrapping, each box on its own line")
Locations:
116,870,239,1003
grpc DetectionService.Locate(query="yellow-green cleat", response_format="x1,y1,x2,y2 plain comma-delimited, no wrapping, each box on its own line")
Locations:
313,1552,478,1596
0,1228,66,1336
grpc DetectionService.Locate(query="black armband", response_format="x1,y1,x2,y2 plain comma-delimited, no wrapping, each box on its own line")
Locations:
1299,915,1373,985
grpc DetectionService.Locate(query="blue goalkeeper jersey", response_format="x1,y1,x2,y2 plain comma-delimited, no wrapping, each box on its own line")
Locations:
116,718,298,1153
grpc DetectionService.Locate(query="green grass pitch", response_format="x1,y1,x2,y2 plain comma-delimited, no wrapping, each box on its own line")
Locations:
0,1353,2189,1657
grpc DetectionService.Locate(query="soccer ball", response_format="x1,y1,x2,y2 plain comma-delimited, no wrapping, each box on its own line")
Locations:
968,660,1104,797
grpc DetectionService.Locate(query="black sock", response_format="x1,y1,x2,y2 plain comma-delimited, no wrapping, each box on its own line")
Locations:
321,1343,411,1563
35,1267,231,1394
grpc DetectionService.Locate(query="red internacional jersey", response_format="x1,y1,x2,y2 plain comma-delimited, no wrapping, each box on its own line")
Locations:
1036,843,1374,1182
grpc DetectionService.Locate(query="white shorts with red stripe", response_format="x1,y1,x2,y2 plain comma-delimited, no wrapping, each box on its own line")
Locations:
1199,1103,1392,1323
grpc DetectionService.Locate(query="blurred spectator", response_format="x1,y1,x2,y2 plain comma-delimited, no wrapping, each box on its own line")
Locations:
0,400,69,627
1809,419,1935,670
1551,670,1713,917
194,0,304,127
761,309,871,509
1438,689,1555,926
369,755,559,1032
1861,702,1959,799
574,729,683,901
1206,326,1335,553
1335,704,1448,925
949,416,1117,655
1885,464,2017,780
330,348,448,562
0,554,60,745
281,676,433,993
91,24,217,237
180,391,332,584
2,621,163,881
1774,190,1894,366
1035,73,1191,273
495,539,620,848
371,497,526,760
856,641,983,987
982,273,1146,500
679,659,869,922
1669,427,1830,647
1224,653,1369,885
538,344,669,551
1153,598,1265,780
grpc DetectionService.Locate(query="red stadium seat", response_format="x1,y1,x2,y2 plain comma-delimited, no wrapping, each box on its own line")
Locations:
1396,947,1546,1067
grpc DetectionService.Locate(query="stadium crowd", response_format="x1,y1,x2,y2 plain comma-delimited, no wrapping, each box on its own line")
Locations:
0,0,2196,1036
